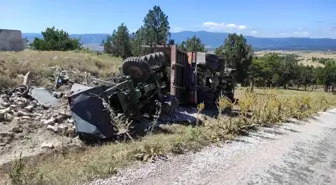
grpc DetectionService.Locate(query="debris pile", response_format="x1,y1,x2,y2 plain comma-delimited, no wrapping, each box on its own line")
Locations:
158,106,198,124
0,84,77,146
0,66,206,147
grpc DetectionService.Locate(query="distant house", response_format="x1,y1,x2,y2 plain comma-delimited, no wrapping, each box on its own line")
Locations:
0,29,24,51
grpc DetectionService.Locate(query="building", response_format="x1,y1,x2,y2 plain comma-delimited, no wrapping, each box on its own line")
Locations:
0,29,24,51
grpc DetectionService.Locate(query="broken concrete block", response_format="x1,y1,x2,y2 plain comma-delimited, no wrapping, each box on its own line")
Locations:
67,118,74,124
60,112,72,119
17,111,27,116
11,126,23,133
5,113,14,121
9,97,16,102
18,97,27,103
1,102,10,108
42,104,50,109
46,125,56,132
47,123,60,133
31,88,61,107
30,100,38,106
24,105,34,112
34,116,41,121
58,124,68,133
42,118,55,125
34,113,43,117
52,91,64,98
66,127,76,137
17,101,25,108
41,141,54,149
55,115,64,123
5,107,12,113
21,116,31,120
0,109,6,116
10,105,17,110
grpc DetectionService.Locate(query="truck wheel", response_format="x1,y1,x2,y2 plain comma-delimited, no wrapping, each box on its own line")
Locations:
143,52,166,69
122,57,152,83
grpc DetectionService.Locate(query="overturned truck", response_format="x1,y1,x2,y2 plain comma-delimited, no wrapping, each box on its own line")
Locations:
68,45,236,141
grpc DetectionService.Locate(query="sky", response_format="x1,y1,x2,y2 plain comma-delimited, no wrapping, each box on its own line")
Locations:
1,0,336,38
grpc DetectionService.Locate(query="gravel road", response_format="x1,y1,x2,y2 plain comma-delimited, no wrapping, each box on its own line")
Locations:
89,108,336,185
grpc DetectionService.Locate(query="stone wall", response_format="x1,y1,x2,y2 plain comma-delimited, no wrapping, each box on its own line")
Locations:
0,29,24,51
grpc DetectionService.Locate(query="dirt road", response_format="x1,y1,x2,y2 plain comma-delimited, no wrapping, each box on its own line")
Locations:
89,108,336,185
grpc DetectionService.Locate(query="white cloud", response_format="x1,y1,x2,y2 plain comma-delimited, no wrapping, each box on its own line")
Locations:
279,33,290,36
278,31,309,37
293,31,309,37
171,25,185,32
250,30,258,34
202,22,247,31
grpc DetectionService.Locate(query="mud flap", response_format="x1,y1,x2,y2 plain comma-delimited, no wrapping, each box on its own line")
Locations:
68,85,117,140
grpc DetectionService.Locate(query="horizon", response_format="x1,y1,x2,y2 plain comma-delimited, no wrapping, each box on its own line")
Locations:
21,30,336,40
1,0,336,39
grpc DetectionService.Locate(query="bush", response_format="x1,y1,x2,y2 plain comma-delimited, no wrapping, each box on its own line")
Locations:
30,27,82,51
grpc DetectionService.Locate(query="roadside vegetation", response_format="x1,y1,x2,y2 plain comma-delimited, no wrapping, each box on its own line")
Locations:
3,88,336,185
1,4,336,185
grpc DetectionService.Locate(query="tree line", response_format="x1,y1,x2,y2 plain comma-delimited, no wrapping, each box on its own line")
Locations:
249,53,336,92
29,5,336,92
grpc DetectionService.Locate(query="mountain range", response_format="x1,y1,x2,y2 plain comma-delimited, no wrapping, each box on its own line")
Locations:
22,31,336,51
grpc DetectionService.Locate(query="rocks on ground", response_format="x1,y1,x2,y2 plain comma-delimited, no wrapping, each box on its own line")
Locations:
0,85,77,150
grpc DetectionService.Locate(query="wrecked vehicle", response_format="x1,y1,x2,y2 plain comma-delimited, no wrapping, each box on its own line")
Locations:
68,45,237,141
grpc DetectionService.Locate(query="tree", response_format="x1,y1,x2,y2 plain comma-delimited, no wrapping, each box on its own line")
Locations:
143,5,171,45
277,54,300,89
323,61,336,92
313,66,325,86
214,33,253,85
297,65,313,90
177,35,207,52
102,23,132,58
30,26,82,51
248,58,266,89
130,26,147,56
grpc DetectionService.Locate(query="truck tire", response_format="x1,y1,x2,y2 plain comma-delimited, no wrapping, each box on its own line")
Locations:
122,57,152,83
197,53,220,71
142,52,166,69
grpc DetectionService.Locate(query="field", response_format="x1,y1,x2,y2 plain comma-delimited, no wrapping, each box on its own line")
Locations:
0,49,122,91
254,50,336,67
0,50,336,185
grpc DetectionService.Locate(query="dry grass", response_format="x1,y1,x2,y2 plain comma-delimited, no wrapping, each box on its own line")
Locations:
1,50,336,185
254,50,336,67
4,88,336,185
0,49,122,90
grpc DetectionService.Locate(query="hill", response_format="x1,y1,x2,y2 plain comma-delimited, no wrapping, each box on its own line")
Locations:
22,31,336,51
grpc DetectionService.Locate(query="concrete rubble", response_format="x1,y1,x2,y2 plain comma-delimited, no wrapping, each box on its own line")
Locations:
0,86,76,141
0,69,81,150
0,68,203,149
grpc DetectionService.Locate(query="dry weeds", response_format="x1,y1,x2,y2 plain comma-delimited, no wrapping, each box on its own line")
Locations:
2,50,336,185
0,50,122,90
4,88,336,185
254,50,336,67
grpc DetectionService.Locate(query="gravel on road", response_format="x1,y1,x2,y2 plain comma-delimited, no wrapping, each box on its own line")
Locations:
89,108,336,185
